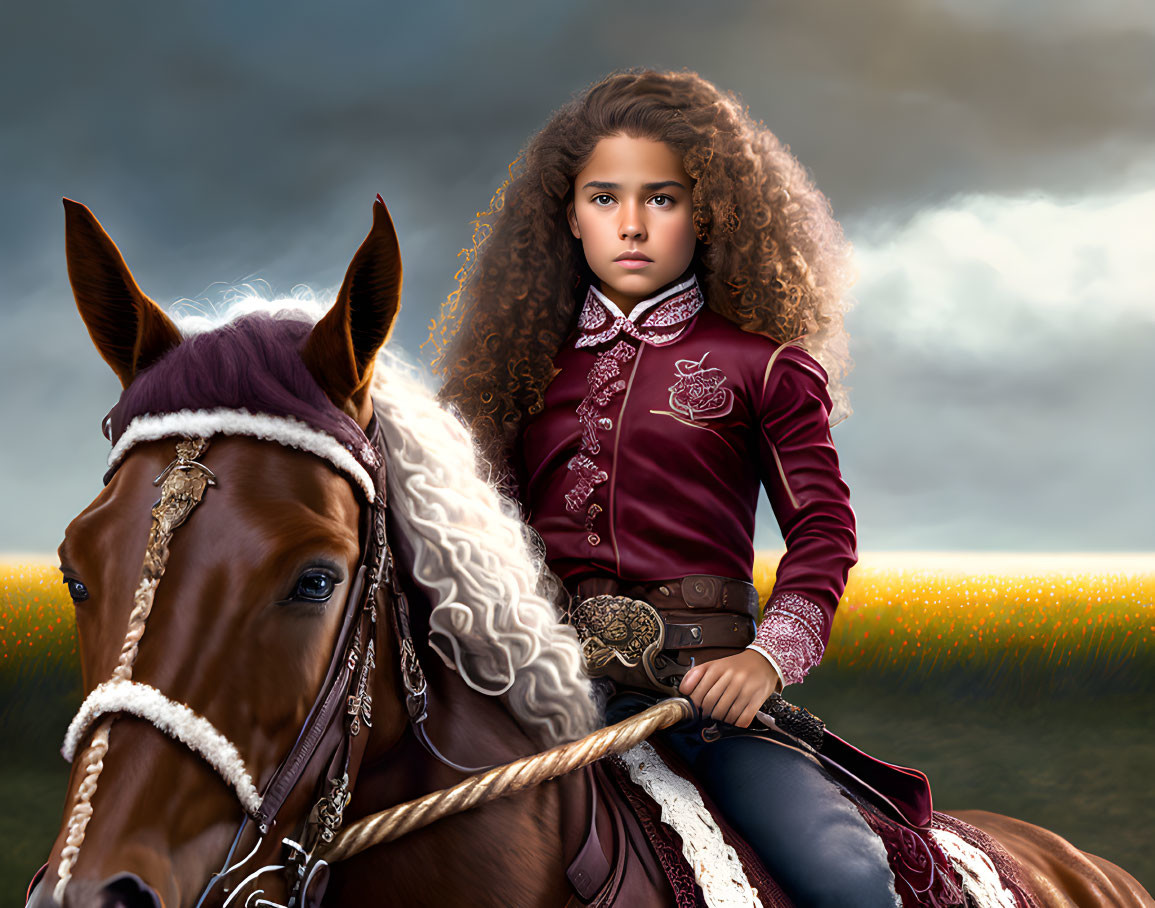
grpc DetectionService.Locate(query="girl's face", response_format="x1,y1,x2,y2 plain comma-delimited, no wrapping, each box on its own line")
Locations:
567,134,697,315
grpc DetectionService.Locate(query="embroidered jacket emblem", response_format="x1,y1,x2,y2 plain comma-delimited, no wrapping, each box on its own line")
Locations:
667,352,733,420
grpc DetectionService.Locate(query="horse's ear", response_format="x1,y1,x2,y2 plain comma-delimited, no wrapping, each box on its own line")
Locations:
302,195,402,427
63,198,182,389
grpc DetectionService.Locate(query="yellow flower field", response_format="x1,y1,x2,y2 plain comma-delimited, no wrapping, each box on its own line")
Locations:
1,560,76,679
757,551,1154,681
3,553,1153,683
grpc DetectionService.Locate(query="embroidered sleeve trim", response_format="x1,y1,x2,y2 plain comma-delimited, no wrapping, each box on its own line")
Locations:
750,591,826,686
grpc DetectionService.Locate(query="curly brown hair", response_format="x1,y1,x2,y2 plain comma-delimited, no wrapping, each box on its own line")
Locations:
428,68,855,471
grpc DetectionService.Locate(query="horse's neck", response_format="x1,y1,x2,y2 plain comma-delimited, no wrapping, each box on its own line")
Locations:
371,501,550,772
335,647,579,906
375,628,550,784
333,508,580,904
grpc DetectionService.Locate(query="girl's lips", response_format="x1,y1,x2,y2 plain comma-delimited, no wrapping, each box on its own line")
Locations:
616,259,652,269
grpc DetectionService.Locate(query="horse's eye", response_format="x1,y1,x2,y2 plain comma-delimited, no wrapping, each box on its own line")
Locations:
293,570,336,603
64,578,89,603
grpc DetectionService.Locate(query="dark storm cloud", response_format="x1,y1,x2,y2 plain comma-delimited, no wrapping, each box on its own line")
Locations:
2,0,1152,551
752,312,1155,554
831,330,1155,551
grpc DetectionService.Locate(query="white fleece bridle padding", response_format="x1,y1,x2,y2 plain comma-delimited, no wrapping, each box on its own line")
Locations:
63,679,263,816
108,408,376,502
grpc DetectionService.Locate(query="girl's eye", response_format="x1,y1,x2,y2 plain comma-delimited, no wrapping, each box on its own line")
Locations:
651,195,672,207
64,578,89,603
293,570,337,603
592,194,614,206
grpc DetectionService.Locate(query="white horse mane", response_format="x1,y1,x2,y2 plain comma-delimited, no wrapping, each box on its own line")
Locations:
172,290,598,747
370,358,598,746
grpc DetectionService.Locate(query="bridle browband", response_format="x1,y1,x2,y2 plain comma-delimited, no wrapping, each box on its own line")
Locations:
56,411,475,907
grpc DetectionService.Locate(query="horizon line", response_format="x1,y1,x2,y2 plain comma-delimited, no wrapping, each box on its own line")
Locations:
4,550,1154,564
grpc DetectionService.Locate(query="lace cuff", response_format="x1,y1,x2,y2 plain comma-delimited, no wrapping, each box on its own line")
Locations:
749,591,826,686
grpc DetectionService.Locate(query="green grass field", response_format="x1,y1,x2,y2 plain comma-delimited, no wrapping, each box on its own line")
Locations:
3,553,1153,894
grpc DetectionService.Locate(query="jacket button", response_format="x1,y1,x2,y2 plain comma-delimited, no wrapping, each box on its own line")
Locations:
587,533,601,546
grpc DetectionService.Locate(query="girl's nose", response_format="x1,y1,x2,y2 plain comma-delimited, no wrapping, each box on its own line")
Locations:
619,210,646,239
618,198,646,240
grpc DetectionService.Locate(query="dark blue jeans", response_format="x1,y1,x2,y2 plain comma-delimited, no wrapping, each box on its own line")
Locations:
608,693,899,908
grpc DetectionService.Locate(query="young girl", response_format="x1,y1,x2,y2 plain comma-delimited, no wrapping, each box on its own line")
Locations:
431,69,904,907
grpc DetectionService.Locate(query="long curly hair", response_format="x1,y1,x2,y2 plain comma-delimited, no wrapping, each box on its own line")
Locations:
429,68,856,472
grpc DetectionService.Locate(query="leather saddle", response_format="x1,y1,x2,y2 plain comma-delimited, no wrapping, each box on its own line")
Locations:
561,738,793,908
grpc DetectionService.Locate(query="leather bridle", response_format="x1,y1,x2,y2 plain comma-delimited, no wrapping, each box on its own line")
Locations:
193,413,441,907
56,412,461,908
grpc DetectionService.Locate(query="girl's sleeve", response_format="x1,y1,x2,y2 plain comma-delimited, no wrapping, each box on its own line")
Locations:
748,344,858,687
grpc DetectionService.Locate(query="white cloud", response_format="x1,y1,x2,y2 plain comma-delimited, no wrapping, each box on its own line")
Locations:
850,186,1155,357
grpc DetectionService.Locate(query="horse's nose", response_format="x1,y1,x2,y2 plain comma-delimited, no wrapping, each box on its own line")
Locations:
97,873,163,908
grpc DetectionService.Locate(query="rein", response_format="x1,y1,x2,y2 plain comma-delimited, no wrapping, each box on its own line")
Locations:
323,696,694,862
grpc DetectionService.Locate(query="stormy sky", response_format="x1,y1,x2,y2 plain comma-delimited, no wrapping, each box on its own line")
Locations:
2,0,1152,554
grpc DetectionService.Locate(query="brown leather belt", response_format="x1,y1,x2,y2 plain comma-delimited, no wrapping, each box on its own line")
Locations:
571,574,759,652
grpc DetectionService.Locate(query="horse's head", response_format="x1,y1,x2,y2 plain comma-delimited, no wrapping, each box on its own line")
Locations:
33,198,409,907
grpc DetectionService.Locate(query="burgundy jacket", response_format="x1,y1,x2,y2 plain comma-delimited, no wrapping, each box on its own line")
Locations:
517,274,858,686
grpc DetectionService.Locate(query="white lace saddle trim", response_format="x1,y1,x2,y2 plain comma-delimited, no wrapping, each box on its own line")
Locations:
930,828,1018,908
618,741,763,908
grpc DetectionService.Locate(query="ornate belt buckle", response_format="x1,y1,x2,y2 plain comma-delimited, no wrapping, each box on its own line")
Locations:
570,595,690,695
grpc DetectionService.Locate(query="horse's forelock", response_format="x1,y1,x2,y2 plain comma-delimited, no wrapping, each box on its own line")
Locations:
106,311,367,462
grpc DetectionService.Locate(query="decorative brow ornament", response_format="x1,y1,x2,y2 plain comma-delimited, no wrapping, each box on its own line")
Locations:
142,439,218,575
55,437,216,903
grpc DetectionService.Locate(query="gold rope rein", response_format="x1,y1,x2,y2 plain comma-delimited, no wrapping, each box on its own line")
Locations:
323,696,693,863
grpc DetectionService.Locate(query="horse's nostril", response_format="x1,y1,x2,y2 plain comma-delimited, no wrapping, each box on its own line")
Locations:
98,873,163,908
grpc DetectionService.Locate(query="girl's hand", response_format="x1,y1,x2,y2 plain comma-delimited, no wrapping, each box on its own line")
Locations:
678,650,782,728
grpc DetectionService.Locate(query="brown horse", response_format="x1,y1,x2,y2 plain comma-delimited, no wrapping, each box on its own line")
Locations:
28,198,1152,908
